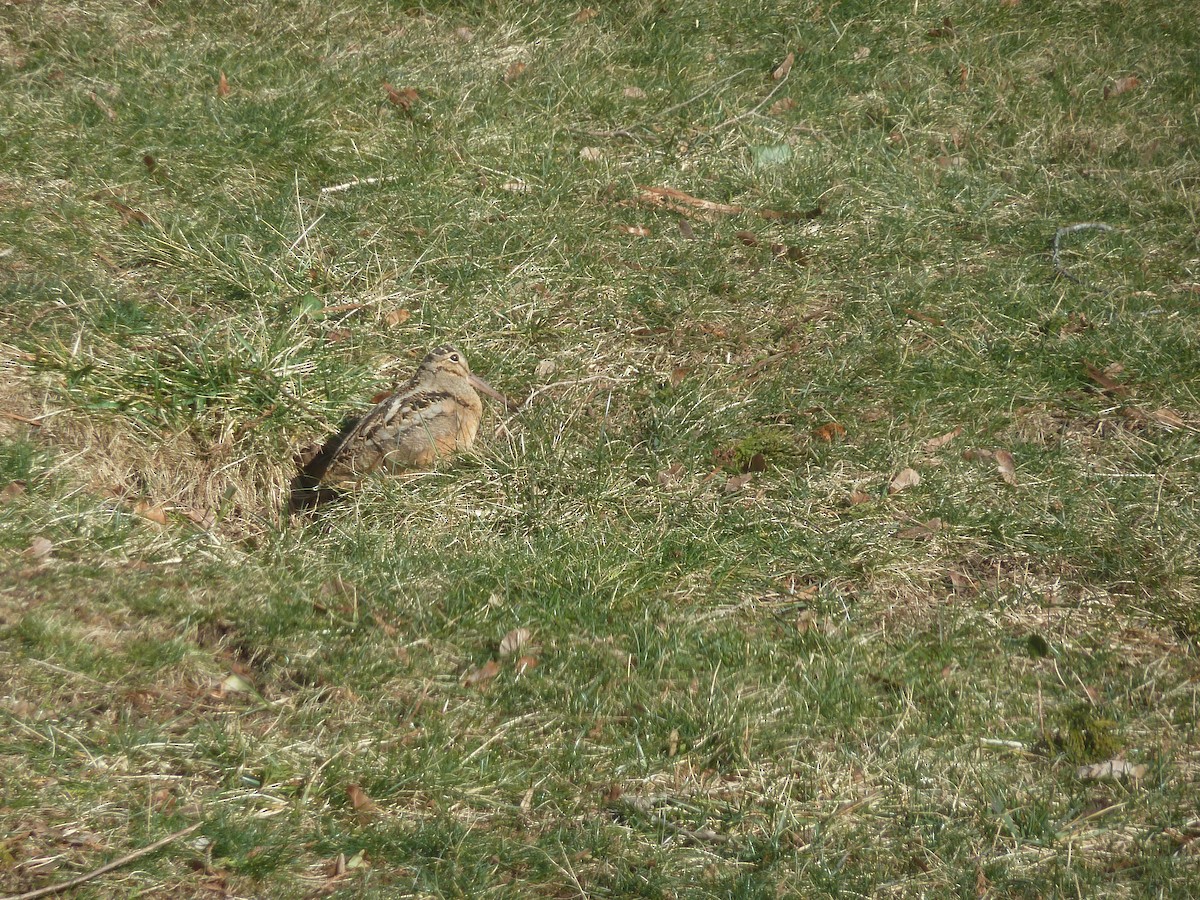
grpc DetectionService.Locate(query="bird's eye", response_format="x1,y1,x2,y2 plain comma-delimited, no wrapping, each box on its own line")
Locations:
449,353,460,362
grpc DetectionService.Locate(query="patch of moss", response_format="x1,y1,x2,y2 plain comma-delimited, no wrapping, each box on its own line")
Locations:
1054,705,1122,765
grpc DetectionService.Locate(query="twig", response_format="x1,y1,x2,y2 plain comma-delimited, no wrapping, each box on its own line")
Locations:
1051,222,1114,287
634,185,820,222
319,175,401,195
0,822,202,900
1,410,43,427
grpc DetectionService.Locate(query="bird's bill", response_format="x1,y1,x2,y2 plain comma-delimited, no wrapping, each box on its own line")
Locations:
469,374,514,409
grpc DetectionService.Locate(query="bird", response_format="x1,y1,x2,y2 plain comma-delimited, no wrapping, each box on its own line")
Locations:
288,345,505,511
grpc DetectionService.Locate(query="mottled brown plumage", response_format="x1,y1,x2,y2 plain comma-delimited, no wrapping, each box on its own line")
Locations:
289,346,502,512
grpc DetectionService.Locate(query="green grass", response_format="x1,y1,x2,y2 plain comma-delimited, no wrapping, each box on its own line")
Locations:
2,0,1199,896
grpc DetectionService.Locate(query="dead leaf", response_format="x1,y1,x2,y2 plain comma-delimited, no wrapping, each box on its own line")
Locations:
134,501,168,525
26,536,53,560
1083,360,1130,395
499,179,529,192
217,71,230,97
1149,408,1186,430
1076,759,1147,782
947,570,976,593
848,489,871,505
623,86,646,99
670,367,688,388
574,7,598,23
106,200,152,228
658,463,684,488
888,467,920,494
961,448,993,461
499,627,531,657
813,422,846,443
220,673,253,693
636,185,816,222
385,308,411,327
0,481,25,502
87,90,117,121
995,450,1018,486
617,224,650,237
770,242,807,264
923,426,962,453
772,53,795,81
182,508,216,528
454,26,475,42
346,783,379,814
667,728,680,757
1104,75,1140,100
897,518,942,540
735,230,759,247
926,16,954,38
514,655,538,674
769,97,797,115
142,153,157,172
504,61,527,84
724,472,753,494
383,83,419,110
463,658,501,688
853,46,871,60
579,146,604,161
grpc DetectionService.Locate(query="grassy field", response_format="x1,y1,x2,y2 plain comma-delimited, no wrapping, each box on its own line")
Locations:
2,0,1199,896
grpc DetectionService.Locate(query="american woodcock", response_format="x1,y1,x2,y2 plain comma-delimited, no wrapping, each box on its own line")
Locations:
289,346,504,511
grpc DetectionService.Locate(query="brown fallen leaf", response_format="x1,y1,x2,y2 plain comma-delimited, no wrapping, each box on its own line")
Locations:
769,97,797,115
134,501,168,525
848,489,872,505
514,655,538,674
1149,408,1186,430
812,422,846,442
888,467,920,494
346,783,379,815
724,472,753,494
1104,75,1140,100
142,153,157,173
1083,360,1130,396
736,230,759,246
454,26,475,42
961,448,993,462
617,224,650,237
498,627,531,657
636,185,817,222
463,658,501,688
385,308,411,327
947,570,976,593
926,16,954,39
995,450,1018,486
922,426,962,453
87,90,117,121
897,518,942,540
504,61,527,83
0,481,25,502
182,508,216,528
772,53,795,81
853,46,871,60
217,71,230,97
26,536,53,560
670,367,688,388
579,146,604,161
574,7,598,23
623,85,646,99
107,199,153,227
658,463,684,488
770,242,807,264
383,83,419,110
